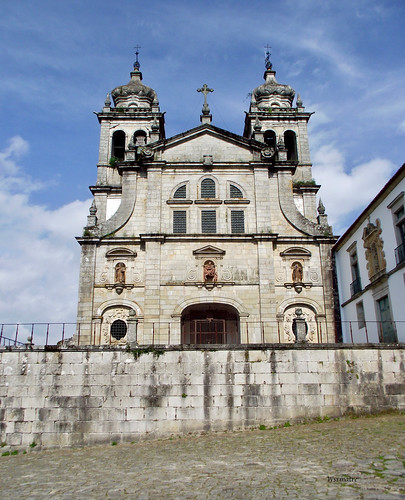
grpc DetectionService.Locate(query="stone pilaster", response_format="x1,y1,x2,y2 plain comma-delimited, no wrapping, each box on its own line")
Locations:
142,240,162,344
75,242,97,344
256,240,277,342
253,167,272,232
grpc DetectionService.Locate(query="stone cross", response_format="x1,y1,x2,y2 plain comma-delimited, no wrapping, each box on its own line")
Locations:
197,84,214,111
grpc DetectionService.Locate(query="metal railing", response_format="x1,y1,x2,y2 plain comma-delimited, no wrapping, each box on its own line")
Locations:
395,242,405,265
0,320,403,347
350,277,362,296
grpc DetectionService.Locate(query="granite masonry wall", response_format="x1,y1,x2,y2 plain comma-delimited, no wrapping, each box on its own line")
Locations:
0,345,404,449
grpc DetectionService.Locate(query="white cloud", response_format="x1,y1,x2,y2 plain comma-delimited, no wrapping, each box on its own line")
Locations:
313,145,397,234
0,137,90,332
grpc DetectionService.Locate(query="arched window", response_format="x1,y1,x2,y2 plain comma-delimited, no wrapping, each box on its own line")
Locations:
284,130,297,161
230,184,243,198
173,185,187,199
133,130,147,146
264,130,276,149
201,179,216,198
111,130,125,160
110,320,127,340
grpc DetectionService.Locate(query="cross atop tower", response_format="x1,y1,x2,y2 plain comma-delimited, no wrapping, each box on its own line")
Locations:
264,45,272,70
134,45,141,70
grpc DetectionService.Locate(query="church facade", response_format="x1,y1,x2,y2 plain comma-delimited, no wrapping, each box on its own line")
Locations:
76,53,338,346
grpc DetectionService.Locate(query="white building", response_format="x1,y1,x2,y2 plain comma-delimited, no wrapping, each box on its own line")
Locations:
334,164,405,343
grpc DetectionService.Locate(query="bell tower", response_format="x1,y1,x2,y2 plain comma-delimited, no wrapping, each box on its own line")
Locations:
92,49,165,223
243,49,318,221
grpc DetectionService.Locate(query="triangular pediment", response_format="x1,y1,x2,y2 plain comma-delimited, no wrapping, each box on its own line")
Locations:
193,245,226,256
156,124,262,163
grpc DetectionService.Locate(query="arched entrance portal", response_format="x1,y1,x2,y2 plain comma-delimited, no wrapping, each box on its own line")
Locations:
181,303,240,345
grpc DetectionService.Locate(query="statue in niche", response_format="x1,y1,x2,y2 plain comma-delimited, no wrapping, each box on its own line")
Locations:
292,262,303,282
115,262,126,284
203,260,217,282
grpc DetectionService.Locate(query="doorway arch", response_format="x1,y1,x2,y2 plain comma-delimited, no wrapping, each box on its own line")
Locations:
181,303,240,345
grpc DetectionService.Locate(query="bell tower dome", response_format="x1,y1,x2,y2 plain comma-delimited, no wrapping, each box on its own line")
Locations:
243,49,313,183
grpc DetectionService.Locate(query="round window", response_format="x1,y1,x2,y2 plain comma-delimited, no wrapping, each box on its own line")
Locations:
110,319,127,340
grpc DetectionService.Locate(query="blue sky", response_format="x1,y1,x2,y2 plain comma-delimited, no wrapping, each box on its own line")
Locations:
0,0,404,326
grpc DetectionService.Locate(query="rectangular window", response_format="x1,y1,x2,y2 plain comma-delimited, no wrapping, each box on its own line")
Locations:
349,248,361,296
201,210,216,233
356,301,366,329
388,194,405,265
173,211,186,233
231,210,245,233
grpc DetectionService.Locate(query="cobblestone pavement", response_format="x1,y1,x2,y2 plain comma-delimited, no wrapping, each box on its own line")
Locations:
0,413,404,499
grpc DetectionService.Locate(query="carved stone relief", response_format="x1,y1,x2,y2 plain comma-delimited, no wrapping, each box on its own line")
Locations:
309,269,320,283
276,269,286,283
101,307,129,345
221,267,233,281
362,218,386,280
282,305,317,343
100,266,109,283
186,267,198,282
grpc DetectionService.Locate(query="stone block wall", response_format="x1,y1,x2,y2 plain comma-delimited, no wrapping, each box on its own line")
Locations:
0,345,403,450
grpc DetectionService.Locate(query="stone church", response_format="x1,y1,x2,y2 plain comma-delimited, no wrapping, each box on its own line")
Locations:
76,52,338,346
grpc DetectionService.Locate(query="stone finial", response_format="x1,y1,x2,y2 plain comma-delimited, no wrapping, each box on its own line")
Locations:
103,93,111,111
317,198,331,230
296,93,303,108
151,116,159,131
277,135,287,161
254,116,262,131
89,199,97,216
86,199,98,228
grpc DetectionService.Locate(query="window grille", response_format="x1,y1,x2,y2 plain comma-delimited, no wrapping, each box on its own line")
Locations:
231,210,245,233
230,184,243,198
173,211,187,233
201,210,217,233
173,185,187,199
110,320,127,340
201,179,216,198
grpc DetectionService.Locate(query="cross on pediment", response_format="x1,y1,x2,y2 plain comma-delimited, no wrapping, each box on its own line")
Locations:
197,84,214,107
